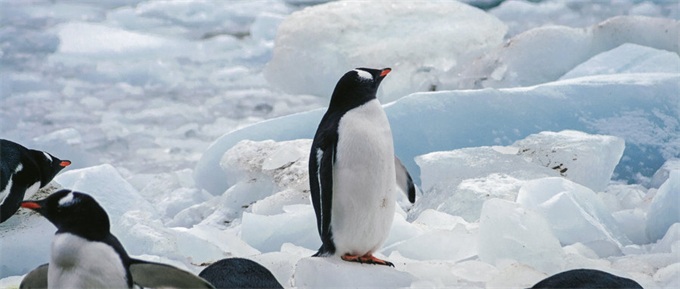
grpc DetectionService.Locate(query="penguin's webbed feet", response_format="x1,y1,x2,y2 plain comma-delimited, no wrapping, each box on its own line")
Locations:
341,254,394,267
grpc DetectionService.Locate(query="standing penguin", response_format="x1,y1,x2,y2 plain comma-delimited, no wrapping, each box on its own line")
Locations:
19,189,214,289
309,67,416,267
1,139,71,223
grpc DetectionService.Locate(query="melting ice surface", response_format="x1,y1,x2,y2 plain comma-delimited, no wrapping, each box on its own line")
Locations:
1,0,679,288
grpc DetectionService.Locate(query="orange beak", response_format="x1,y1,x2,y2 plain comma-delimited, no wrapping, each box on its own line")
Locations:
60,160,71,167
380,68,391,77
21,201,41,210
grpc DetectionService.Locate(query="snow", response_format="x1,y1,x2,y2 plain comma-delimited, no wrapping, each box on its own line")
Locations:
294,257,414,288
1,0,679,288
56,22,178,55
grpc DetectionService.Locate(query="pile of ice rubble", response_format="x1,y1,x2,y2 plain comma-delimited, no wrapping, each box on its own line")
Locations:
1,0,679,288
2,129,678,288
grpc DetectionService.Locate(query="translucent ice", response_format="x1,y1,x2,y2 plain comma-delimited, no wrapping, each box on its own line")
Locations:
264,0,507,101
646,170,680,242
514,130,625,192
413,146,557,221
517,177,632,256
560,43,680,80
478,198,564,274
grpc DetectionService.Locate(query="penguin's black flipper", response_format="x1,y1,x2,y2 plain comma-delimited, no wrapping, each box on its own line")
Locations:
394,156,416,203
129,259,215,289
309,131,336,257
19,263,48,289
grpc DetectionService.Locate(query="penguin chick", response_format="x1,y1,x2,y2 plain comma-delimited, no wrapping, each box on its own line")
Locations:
1,139,70,223
309,67,416,267
19,189,214,289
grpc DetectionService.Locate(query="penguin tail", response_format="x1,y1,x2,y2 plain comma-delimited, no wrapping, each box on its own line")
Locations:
312,251,329,257
312,243,335,257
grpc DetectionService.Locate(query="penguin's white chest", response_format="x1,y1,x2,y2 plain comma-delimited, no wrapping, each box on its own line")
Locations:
49,233,129,289
332,99,396,256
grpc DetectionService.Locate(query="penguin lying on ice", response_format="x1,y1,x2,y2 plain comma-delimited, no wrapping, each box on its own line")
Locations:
1,139,70,223
199,257,283,289
19,189,214,289
309,67,416,267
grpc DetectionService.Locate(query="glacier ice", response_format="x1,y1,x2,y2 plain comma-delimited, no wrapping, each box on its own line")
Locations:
478,198,564,274
264,0,507,101
646,170,680,242
517,177,632,256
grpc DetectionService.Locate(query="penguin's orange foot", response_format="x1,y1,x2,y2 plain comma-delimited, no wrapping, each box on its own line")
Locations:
341,254,394,267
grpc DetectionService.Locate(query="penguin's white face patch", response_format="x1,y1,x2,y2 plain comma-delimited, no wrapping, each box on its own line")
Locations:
43,152,53,162
354,69,373,81
58,192,75,207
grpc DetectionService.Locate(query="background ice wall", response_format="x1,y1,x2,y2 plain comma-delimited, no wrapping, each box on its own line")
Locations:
195,73,679,194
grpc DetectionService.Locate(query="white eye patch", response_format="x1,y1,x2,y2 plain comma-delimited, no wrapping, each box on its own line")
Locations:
58,192,75,207
43,152,53,162
354,69,373,81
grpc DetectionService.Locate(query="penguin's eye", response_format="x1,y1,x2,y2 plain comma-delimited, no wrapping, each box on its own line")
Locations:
354,70,373,82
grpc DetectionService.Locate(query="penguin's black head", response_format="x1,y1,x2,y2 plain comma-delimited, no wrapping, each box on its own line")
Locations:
29,150,71,186
21,189,110,240
329,67,391,111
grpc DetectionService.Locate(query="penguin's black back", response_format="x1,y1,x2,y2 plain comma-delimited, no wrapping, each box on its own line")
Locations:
530,269,643,289
198,258,283,289
1,139,69,189
1,139,29,191
1,139,71,222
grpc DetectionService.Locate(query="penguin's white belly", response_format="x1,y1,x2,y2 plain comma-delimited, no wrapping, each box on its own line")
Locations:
23,181,41,200
49,233,129,289
332,99,396,256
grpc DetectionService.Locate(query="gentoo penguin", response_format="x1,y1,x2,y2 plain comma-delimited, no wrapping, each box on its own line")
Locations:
309,67,416,267
199,257,283,289
19,189,214,289
1,139,71,223
529,268,643,289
